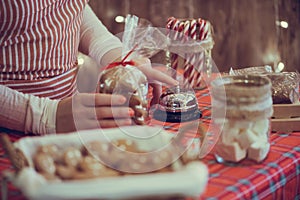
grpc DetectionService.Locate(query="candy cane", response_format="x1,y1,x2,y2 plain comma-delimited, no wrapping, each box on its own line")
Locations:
166,17,177,73
193,51,204,87
198,18,210,41
186,18,210,87
182,20,193,88
171,19,184,71
186,19,199,88
166,17,175,30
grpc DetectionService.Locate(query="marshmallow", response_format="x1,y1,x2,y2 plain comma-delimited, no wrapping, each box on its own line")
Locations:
215,142,246,162
217,117,271,163
236,129,260,149
252,119,269,138
248,141,270,162
231,120,253,130
221,125,240,145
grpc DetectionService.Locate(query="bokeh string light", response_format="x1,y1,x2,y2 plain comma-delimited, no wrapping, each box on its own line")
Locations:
274,0,289,72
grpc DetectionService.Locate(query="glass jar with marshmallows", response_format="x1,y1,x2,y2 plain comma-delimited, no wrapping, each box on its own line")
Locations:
211,75,273,163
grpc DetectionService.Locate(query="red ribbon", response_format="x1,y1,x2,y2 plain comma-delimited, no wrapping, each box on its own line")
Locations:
104,60,136,70
103,44,139,70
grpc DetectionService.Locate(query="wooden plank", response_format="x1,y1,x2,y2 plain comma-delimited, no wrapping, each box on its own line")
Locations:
272,103,300,118
271,117,300,132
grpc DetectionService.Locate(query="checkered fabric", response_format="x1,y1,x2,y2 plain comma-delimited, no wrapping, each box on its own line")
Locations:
1,88,299,200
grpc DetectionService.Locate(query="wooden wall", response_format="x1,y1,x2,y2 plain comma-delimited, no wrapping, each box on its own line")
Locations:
88,0,300,72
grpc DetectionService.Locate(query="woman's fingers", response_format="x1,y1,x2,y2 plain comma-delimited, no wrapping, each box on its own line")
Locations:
94,107,134,120
56,93,134,133
133,57,178,86
149,82,162,105
139,66,178,86
76,93,127,107
66,105,133,131
71,93,134,120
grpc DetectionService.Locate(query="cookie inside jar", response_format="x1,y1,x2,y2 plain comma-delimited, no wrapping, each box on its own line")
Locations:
97,65,148,125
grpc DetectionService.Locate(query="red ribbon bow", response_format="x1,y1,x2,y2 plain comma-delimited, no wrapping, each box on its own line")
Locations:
105,60,136,70
104,44,138,70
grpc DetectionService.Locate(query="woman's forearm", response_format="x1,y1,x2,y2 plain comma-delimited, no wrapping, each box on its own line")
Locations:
0,85,58,135
79,5,122,67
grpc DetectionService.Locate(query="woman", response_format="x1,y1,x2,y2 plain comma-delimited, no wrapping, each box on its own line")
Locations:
0,0,177,135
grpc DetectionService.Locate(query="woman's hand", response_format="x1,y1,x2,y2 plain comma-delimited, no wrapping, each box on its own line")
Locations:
132,57,178,105
56,93,133,133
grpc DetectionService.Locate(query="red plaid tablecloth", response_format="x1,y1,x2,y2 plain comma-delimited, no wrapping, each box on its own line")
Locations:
1,88,299,200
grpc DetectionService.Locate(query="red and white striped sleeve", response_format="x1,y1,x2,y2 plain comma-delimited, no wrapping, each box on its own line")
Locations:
0,85,58,135
79,5,122,68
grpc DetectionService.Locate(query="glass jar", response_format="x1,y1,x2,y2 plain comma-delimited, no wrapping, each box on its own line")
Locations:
165,17,214,89
211,75,273,163
97,65,148,125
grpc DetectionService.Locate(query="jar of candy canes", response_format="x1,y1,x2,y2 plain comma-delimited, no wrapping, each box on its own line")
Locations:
166,17,214,89
211,75,273,163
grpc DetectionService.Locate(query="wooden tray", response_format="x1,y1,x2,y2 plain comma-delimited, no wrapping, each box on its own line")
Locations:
271,103,300,132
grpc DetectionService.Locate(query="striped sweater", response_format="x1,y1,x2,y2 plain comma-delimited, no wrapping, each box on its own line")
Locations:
0,0,122,134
